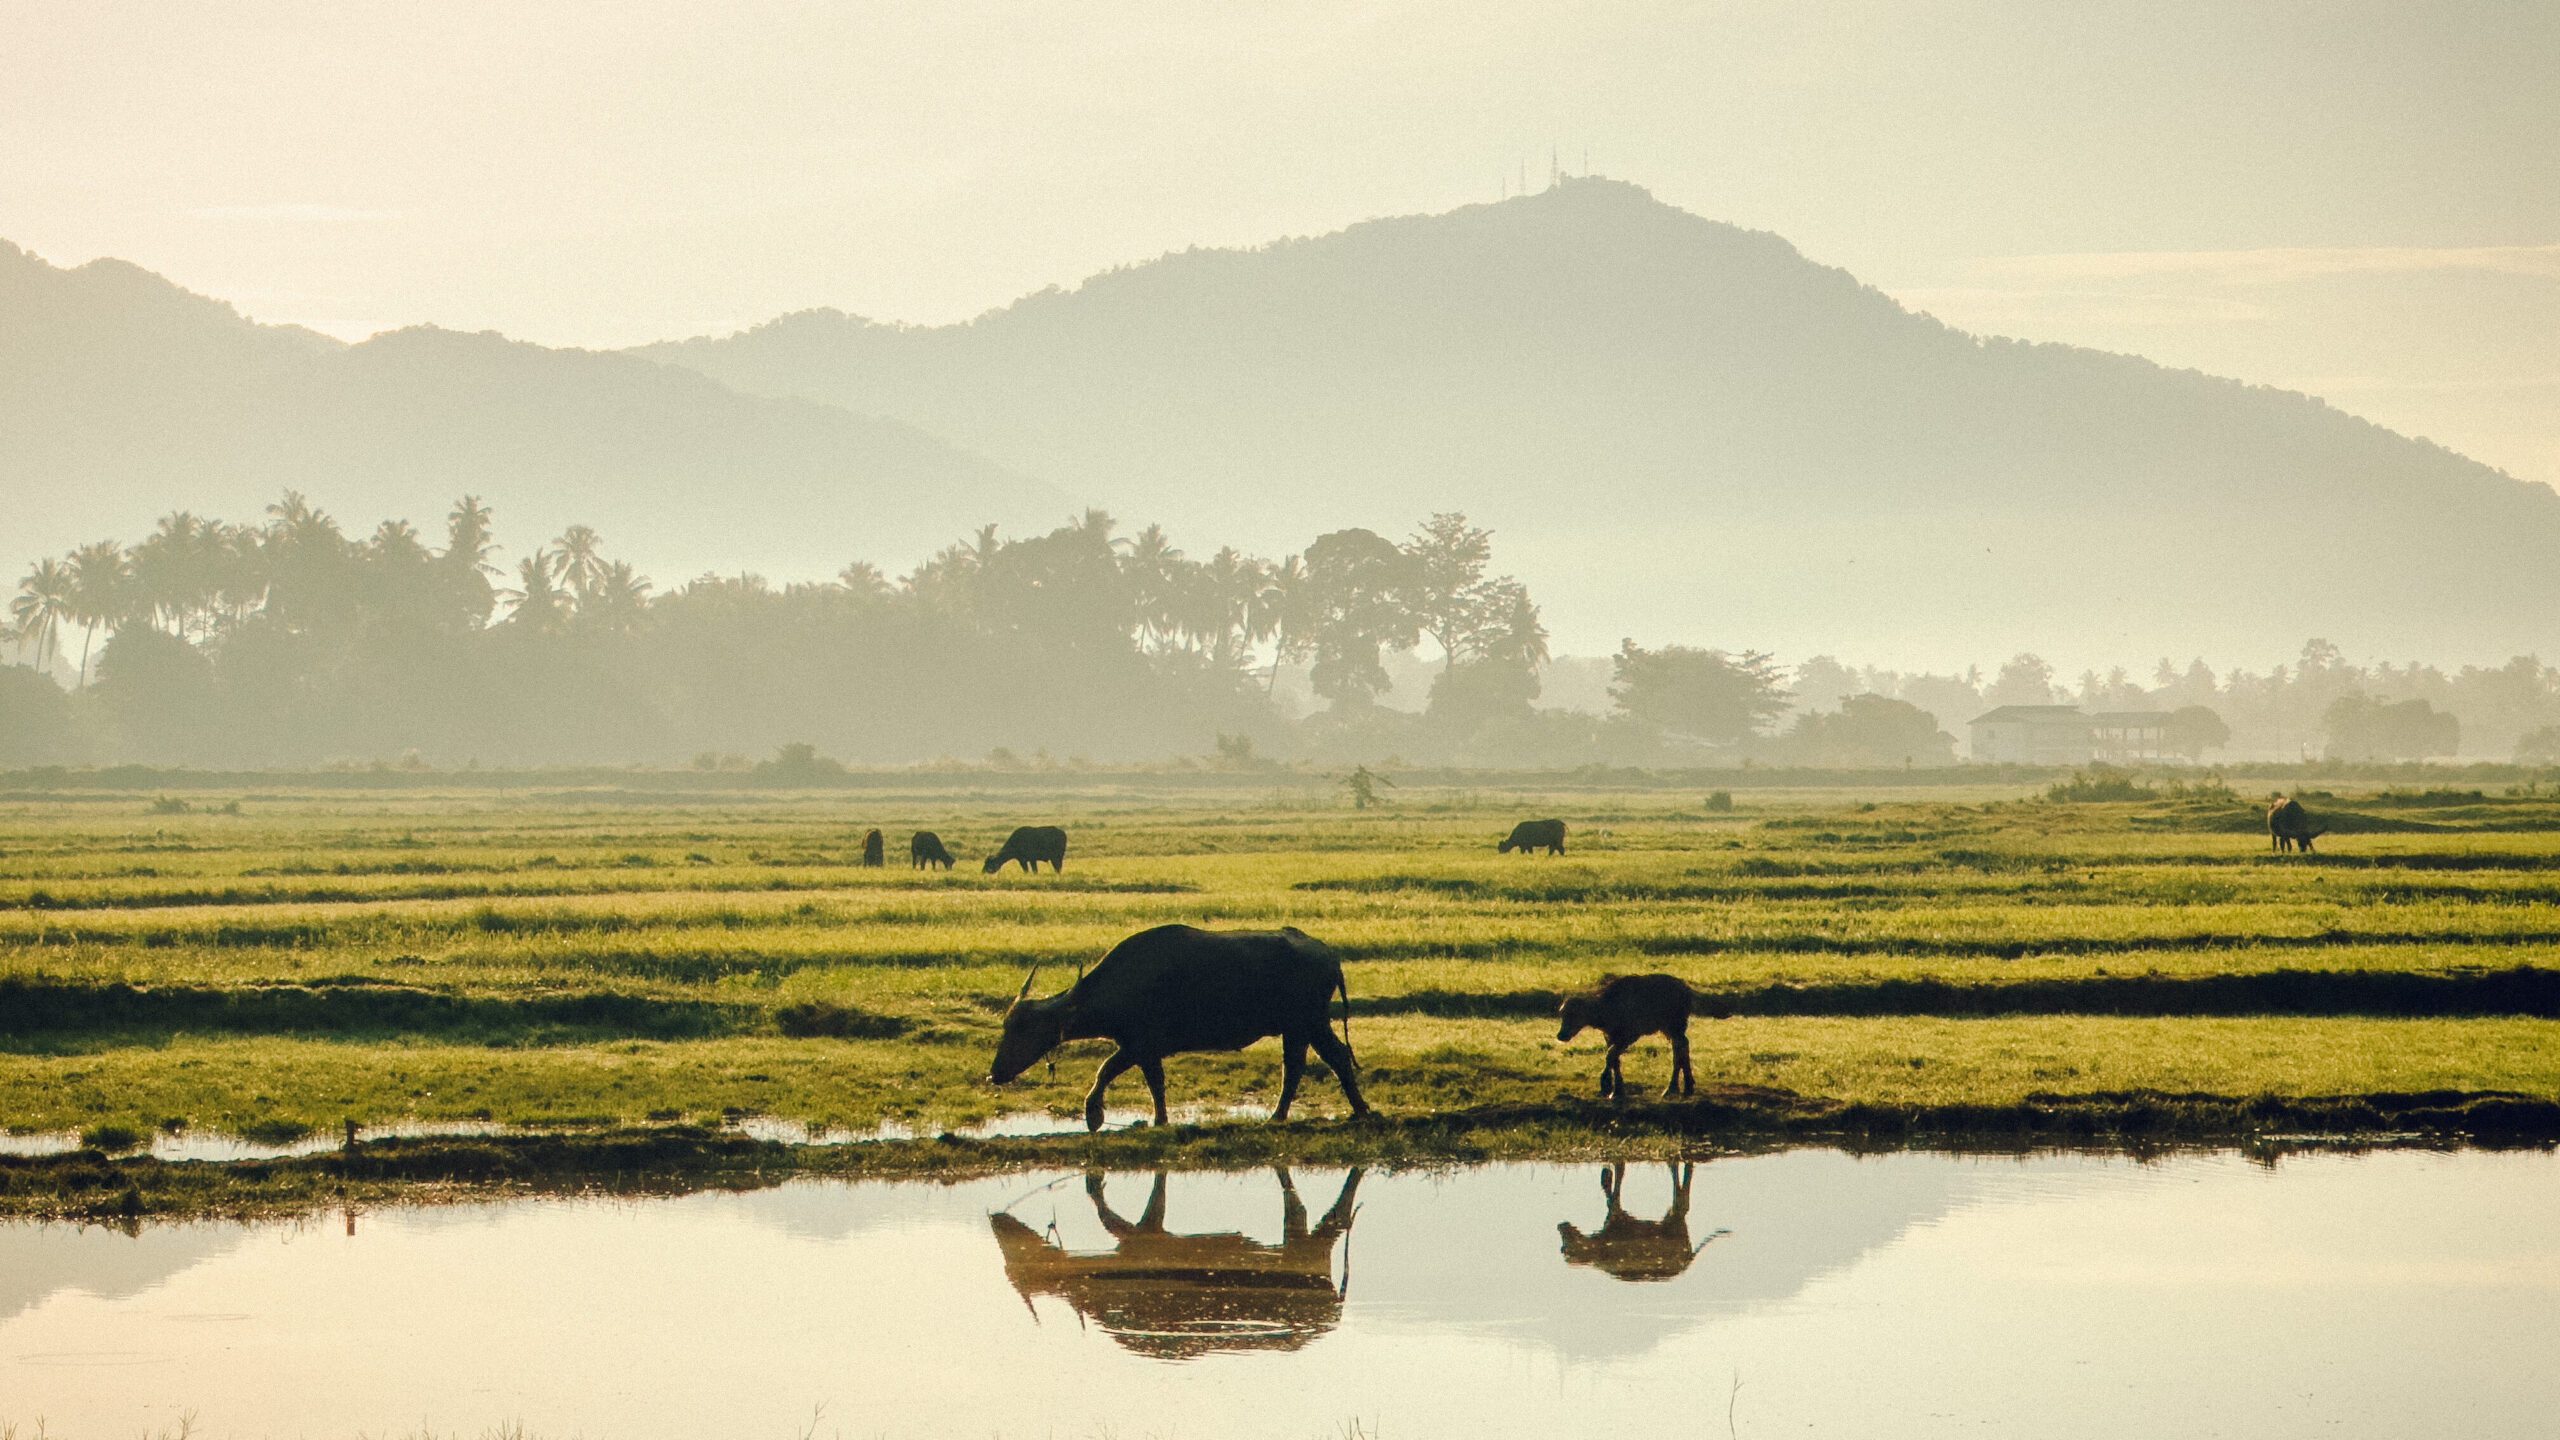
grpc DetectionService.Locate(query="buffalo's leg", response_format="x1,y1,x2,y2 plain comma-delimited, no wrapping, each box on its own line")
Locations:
1669,1027,1694,1096
1137,1170,1169,1230
1085,1049,1136,1131
1277,1165,1308,1239
1316,1166,1366,1239
1275,1037,1309,1121
1309,1027,1370,1116
1089,1170,1138,1236
1601,1043,1627,1099
1138,1057,1169,1126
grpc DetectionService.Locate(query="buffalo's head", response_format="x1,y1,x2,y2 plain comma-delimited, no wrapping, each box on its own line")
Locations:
990,964,1075,1084
983,853,1008,875
1556,994,1598,1043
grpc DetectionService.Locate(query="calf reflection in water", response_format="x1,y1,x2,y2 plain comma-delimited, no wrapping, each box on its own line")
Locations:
990,1166,1365,1359
1557,1162,1726,1282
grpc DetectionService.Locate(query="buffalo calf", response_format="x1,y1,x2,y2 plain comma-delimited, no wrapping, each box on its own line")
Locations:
910,830,955,869
1558,972,1713,1099
859,828,886,867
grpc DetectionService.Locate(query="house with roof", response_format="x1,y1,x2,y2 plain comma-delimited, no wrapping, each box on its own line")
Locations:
1968,705,2093,764
1970,706,2182,764
2087,711,2177,764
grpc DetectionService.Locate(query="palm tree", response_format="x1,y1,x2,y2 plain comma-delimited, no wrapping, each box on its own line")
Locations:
836,561,894,600
10,559,73,674
574,560,652,634
500,550,572,630
1122,524,1186,653
127,512,227,640
63,540,127,688
555,524,607,599
1258,554,1310,694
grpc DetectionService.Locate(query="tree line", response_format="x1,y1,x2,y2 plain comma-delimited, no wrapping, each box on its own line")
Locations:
19,496,2555,769
2,495,1625,768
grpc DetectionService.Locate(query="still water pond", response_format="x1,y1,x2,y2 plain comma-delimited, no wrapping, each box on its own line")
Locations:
3,1148,2553,1438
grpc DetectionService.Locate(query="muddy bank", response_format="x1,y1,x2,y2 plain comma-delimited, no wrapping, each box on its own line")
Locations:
4,1085,2554,1223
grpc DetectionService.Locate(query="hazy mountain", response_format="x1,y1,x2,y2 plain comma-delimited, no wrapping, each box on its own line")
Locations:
642,178,2560,665
0,242,1065,584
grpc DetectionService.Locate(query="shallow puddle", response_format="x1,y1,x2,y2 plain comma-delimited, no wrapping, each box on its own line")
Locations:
3,1147,2554,1438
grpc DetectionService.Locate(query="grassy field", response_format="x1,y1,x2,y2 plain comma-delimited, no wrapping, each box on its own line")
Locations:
3,776,2557,1193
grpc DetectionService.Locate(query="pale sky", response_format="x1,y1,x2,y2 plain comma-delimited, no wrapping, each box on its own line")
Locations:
7,0,2557,483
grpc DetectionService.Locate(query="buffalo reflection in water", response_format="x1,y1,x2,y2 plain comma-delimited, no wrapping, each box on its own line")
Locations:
1558,1162,1726,1282
990,1167,1364,1359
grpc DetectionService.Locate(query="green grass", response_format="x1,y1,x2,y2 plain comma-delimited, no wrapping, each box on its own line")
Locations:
3,780,2558,1171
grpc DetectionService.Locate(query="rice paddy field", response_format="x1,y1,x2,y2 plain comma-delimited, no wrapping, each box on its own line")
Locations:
3,775,2558,1212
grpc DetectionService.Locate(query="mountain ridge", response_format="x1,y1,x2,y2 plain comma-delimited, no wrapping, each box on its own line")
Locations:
637,177,2560,664
0,241,1067,587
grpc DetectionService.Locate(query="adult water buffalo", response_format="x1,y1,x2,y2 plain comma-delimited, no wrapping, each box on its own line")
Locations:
2268,797,2328,854
1499,818,1567,855
859,829,885,867
909,830,955,869
984,825,1068,873
1558,1162,1725,1282
989,1167,1363,1359
988,923,1371,1131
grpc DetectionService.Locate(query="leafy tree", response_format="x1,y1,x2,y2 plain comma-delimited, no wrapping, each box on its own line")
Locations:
1983,652,2058,707
1774,693,1956,766
2516,725,2560,766
1293,528,1418,709
0,663,80,764
2163,704,2232,759
2323,693,2459,761
1609,641,1789,744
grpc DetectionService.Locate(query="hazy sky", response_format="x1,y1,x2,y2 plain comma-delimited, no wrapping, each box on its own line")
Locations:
7,0,2556,484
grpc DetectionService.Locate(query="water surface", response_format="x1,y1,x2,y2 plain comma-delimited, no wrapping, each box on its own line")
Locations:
3,1147,2552,1438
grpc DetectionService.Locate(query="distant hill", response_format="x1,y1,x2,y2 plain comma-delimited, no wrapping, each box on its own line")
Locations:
641,178,2560,664
0,242,1064,583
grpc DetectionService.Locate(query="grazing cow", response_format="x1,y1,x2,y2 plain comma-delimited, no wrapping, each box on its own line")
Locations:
1499,818,1568,855
859,828,885,867
2268,797,2328,854
988,1167,1363,1359
984,824,1069,874
989,923,1371,1131
1557,1162,1725,1282
909,830,955,869
1558,972,1720,1099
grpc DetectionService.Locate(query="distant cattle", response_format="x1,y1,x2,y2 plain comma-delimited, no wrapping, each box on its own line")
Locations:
1499,818,1567,855
989,923,1370,1131
989,1167,1363,1359
1558,972,1722,1099
859,828,885,867
2268,797,2328,854
984,825,1069,874
910,830,955,869
1558,1162,1725,1282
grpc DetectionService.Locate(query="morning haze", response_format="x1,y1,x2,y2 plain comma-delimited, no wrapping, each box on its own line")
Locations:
5,0,2560,769
8,13,2560,1440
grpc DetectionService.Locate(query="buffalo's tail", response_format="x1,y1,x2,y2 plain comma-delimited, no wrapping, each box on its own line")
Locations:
1336,971,1356,1067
